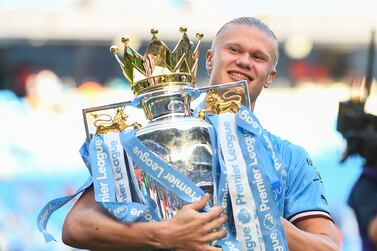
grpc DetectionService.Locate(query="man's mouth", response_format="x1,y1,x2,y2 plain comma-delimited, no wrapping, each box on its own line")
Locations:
228,71,252,82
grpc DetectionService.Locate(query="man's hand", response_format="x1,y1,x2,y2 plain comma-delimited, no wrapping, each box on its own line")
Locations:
63,187,227,251
158,193,228,251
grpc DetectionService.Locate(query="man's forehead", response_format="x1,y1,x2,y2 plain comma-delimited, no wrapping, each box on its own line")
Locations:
213,24,278,62
216,24,276,45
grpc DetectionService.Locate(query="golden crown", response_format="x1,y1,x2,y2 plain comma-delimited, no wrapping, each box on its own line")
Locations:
110,27,204,96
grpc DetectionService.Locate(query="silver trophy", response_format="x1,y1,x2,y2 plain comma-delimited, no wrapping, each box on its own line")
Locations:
83,28,250,220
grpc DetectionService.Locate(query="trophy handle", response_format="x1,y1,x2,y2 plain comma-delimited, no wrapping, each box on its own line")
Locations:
82,100,142,141
196,80,250,121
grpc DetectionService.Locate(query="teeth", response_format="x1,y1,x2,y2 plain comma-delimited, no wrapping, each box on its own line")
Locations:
230,72,249,80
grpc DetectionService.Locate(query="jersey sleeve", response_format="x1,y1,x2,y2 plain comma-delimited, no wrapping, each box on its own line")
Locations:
283,145,332,224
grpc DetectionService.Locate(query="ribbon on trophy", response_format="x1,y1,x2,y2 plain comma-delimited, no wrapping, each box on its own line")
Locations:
37,105,289,251
36,130,160,242
37,176,93,242
36,24,289,250
83,100,289,251
236,107,288,203
120,129,209,209
88,131,161,223
37,93,210,242
88,127,211,223
37,139,97,242
207,105,288,251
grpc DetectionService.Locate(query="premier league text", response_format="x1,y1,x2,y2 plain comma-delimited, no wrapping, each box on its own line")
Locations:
95,138,111,202
133,146,201,202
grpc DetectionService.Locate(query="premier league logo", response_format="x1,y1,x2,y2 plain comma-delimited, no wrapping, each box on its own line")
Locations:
237,208,251,224
263,213,276,230
112,204,128,218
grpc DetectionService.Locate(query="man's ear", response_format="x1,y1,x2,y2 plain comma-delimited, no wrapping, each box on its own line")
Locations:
205,49,213,73
264,69,277,88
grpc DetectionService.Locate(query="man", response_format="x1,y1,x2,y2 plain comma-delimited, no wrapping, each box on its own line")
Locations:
62,17,340,251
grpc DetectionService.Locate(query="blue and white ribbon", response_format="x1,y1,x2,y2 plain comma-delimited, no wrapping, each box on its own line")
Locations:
103,133,132,202
209,113,265,251
238,107,288,250
101,200,160,223
207,106,288,251
37,141,94,242
120,129,208,210
38,102,289,251
37,176,92,242
236,106,287,203
89,135,117,203
89,132,160,223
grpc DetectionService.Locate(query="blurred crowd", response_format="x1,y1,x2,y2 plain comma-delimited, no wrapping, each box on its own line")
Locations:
0,69,136,250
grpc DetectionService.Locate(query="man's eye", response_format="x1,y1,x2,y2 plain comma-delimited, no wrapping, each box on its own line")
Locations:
253,54,265,61
229,48,239,53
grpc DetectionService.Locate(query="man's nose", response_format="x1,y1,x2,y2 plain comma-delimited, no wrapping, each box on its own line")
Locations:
235,53,251,69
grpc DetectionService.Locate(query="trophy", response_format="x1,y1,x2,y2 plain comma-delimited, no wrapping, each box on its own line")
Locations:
85,28,212,220
81,28,250,220
38,28,287,250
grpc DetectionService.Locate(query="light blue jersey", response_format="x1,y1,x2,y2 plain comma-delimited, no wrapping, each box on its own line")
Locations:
193,100,332,224
264,130,332,223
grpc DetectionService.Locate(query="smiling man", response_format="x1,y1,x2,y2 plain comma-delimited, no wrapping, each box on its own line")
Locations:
204,17,340,251
62,17,340,251
206,17,278,110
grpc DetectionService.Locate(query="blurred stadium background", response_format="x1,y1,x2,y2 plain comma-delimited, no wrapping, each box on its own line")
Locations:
1,0,377,250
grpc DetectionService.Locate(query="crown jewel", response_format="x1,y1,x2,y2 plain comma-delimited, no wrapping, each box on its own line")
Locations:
110,27,204,95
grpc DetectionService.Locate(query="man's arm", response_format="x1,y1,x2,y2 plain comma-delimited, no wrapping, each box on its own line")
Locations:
62,186,227,251
282,217,340,251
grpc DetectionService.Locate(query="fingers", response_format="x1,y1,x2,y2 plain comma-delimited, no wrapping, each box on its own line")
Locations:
200,212,228,244
206,246,224,251
186,193,211,211
177,246,223,251
201,228,228,243
205,205,225,222
180,194,226,229
204,214,228,233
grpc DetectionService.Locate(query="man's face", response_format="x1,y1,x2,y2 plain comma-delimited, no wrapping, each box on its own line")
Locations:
206,24,277,109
